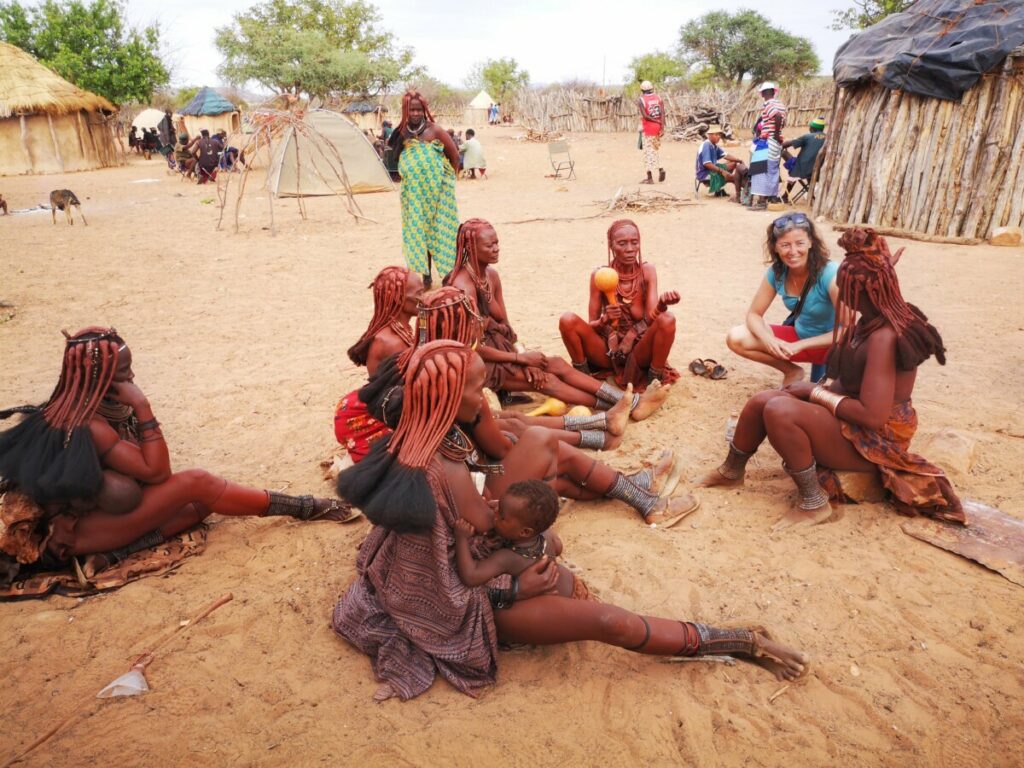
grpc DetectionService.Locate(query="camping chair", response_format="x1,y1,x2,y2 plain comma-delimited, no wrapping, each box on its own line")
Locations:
789,177,810,203
548,140,576,180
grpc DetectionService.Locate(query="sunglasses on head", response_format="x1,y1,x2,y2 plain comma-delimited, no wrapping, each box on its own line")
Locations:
772,213,811,234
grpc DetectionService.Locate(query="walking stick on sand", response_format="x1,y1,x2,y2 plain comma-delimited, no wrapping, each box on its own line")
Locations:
2,593,234,767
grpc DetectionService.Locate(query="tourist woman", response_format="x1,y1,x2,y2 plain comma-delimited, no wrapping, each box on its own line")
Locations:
333,340,809,701
389,91,462,287
725,212,840,385
701,229,964,530
0,328,355,578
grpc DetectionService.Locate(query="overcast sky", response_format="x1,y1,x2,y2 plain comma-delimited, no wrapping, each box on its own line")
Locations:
124,0,860,91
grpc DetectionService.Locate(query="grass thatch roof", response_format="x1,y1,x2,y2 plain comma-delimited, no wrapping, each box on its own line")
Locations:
0,42,115,119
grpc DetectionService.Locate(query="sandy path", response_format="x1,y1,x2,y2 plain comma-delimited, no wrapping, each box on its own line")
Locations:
1,127,1022,767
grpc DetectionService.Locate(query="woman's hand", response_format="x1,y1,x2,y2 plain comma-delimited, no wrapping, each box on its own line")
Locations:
108,380,150,410
765,336,798,360
658,290,680,306
603,304,624,323
516,556,559,599
782,381,816,400
453,518,475,540
518,351,547,369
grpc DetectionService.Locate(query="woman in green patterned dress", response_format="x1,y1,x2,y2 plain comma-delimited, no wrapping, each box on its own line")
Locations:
389,91,462,288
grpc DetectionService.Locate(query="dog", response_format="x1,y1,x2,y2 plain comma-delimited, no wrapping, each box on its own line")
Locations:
50,189,87,226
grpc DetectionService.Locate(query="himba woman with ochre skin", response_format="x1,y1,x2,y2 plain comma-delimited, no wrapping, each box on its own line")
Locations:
559,220,682,389
335,266,424,463
0,329,356,582
701,229,964,531
445,219,671,419
333,340,809,701
388,90,462,288
363,288,700,528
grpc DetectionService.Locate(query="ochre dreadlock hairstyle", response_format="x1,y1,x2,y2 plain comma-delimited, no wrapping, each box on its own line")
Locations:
827,228,946,378
347,266,415,366
395,90,435,136
605,219,646,305
0,327,123,503
414,287,483,350
444,218,494,301
338,341,475,532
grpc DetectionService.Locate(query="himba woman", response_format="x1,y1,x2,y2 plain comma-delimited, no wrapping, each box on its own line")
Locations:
335,266,423,463
559,220,682,389
0,328,356,586
333,340,809,701
388,90,462,287
362,288,701,528
700,228,964,530
445,218,670,419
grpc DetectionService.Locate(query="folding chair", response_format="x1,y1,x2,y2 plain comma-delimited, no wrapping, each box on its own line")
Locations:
548,140,576,180
789,178,810,203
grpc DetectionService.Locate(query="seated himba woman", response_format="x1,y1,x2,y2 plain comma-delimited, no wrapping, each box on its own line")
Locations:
362,288,700,528
700,229,964,530
559,220,681,389
333,340,809,701
453,480,595,601
445,218,670,419
725,213,841,385
335,266,423,463
0,329,356,582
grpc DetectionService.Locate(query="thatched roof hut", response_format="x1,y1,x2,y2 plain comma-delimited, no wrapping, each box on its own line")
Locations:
178,86,240,137
812,1,1024,241
0,42,123,176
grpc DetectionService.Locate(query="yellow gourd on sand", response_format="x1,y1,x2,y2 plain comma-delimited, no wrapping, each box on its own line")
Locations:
566,405,592,417
528,397,568,417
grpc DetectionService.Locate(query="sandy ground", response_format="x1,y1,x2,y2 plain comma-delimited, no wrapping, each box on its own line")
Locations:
1,127,1023,768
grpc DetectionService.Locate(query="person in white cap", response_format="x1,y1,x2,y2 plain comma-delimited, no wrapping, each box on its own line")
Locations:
636,80,666,184
748,82,788,210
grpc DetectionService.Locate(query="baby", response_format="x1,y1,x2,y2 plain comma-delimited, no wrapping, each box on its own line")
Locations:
453,479,592,600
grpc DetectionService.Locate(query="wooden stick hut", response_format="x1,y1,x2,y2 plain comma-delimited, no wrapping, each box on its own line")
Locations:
0,42,123,176
812,1,1024,240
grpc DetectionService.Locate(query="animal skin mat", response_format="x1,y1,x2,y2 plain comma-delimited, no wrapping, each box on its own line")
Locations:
901,500,1024,587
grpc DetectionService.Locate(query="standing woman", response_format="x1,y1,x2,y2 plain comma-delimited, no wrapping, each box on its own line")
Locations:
389,91,462,288
725,213,840,385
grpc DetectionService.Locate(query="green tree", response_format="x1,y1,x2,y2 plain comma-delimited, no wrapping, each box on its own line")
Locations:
678,10,820,85
175,86,201,109
474,58,529,103
215,0,415,99
832,0,914,30
0,0,169,104
626,51,686,91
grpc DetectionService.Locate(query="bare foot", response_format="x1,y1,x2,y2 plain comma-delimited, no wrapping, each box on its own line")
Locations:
604,431,623,450
697,466,744,488
781,364,806,387
604,383,632,436
644,491,700,529
630,380,672,421
647,449,676,495
749,631,810,681
312,498,363,523
771,501,832,532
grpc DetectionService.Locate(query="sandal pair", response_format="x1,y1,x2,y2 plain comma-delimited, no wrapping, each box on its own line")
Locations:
688,358,728,380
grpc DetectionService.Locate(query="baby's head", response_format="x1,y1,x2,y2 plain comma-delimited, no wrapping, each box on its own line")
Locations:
495,480,559,542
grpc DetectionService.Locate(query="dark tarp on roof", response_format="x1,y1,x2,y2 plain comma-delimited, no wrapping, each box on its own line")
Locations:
342,101,385,113
179,86,237,116
833,0,1024,101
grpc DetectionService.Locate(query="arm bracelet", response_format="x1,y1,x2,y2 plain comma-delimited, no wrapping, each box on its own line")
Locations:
809,386,847,416
487,576,520,610
137,419,160,432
